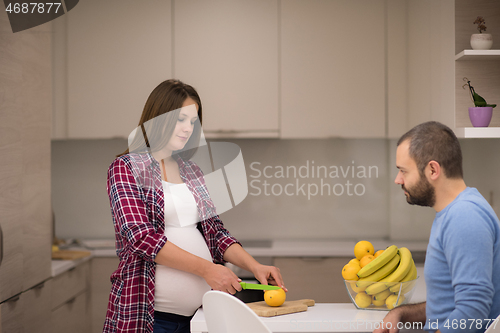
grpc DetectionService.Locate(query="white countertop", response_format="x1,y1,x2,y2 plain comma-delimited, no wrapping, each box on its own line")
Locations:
51,245,117,277
191,303,390,333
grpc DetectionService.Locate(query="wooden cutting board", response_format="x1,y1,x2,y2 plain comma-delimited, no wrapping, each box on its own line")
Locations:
247,299,315,317
52,250,91,260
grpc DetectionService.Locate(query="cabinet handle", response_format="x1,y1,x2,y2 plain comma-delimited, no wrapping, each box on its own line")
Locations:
8,295,20,303
301,257,327,262
34,281,46,289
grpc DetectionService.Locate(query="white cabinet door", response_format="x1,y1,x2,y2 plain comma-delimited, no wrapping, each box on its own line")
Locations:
280,0,386,138
64,0,173,139
174,0,279,138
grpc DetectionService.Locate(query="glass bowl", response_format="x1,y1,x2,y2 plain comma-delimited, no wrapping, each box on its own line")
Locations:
344,277,419,311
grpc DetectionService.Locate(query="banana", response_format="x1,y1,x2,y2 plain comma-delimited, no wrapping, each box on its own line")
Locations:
389,259,417,293
361,253,400,293
384,247,412,287
401,263,418,294
373,289,392,301
357,245,398,278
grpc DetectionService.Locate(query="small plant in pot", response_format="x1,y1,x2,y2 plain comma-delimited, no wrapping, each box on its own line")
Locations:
463,77,496,127
471,16,493,50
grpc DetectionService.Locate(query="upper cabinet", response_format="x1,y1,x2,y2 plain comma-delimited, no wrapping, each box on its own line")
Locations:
454,0,500,138
174,0,280,138
280,0,386,138
55,0,485,139
53,0,173,139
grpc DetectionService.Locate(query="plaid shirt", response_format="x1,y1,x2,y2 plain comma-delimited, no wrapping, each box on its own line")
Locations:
103,153,239,333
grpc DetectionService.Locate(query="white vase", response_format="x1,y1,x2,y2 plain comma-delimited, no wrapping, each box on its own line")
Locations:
470,33,493,50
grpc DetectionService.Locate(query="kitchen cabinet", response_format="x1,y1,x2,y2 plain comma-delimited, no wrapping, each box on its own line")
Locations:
280,0,386,138
174,0,279,138
273,257,352,303
454,0,500,138
51,261,91,333
91,257,119,333
53,0,173,139
0,13,52,306
0,279,52,333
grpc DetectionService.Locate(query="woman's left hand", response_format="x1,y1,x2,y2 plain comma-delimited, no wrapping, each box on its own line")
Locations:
252,264,288,292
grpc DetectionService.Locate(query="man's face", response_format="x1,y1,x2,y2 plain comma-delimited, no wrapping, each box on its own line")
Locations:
395,140,436,207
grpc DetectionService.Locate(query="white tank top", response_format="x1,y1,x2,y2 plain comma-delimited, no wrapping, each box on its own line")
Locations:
154,181,212,316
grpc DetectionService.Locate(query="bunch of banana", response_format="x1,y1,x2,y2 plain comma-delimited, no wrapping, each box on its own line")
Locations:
354,245,417,300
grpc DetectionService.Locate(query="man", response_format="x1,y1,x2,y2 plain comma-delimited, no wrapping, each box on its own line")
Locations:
375,121,500,333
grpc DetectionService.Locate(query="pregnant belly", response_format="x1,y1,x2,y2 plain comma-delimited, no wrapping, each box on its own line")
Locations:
155,225,213,316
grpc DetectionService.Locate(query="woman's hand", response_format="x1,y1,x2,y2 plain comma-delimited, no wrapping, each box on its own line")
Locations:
202,263,242,295
252,264,288,292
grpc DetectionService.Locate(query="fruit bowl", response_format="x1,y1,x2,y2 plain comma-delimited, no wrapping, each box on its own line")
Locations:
344,277,419,311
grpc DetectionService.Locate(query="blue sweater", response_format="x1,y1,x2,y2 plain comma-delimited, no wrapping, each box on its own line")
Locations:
424,187,500,333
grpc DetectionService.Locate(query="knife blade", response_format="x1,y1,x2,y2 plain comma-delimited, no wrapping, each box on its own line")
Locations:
239,282,281,291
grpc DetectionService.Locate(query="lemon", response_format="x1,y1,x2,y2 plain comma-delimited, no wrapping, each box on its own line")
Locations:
371,295,385,307
385,294,405,310
264,288,286,307
354,241,374,260
348,258,360,266
342,264,360,281
355,292,372,308
350,281,366,293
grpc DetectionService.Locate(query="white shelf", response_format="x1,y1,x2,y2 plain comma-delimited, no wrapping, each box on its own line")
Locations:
455,50,500,61
456,127,500,138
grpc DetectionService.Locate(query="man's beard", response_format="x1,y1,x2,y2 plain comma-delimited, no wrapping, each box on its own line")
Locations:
402,174,436,207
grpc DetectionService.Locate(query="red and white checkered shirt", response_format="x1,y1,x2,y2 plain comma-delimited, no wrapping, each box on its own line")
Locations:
103,153,239,333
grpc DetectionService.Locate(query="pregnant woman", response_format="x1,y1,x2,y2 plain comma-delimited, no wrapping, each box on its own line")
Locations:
103,79,285,333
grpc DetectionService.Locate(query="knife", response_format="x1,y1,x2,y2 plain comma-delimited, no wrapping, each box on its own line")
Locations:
239,282,281,291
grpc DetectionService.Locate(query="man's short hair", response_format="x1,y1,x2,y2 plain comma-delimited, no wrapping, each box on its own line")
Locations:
397,121,463,179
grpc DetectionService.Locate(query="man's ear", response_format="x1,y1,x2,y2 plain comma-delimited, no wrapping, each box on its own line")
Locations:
427,161,441,181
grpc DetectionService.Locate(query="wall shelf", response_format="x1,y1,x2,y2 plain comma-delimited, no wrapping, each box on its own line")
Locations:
455,50,500,61
456,127,500,138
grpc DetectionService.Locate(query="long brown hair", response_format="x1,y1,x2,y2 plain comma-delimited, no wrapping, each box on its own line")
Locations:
118,79,203,160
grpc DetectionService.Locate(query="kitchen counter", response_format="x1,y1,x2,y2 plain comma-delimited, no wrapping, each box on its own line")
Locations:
241,239,428,258
191,303,392,333
74,238,428,258
51,238,429,277
51,242,117,277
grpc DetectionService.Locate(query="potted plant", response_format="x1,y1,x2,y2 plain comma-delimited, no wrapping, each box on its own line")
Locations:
463,77,496,127
470,16,493,50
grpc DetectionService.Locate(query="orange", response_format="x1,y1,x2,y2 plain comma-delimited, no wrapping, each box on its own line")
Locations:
264,288,286,307
374,250,384,258
359,254,375,268
341,264,360,281
354,241,374,260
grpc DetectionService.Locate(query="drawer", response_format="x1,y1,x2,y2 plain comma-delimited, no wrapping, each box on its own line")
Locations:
51,261,90,310
24,280,53,333
1,294,24,333
52,291,90,333
91,257,119,333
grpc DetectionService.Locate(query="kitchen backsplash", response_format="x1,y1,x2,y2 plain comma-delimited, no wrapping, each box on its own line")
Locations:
51,138,500,242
